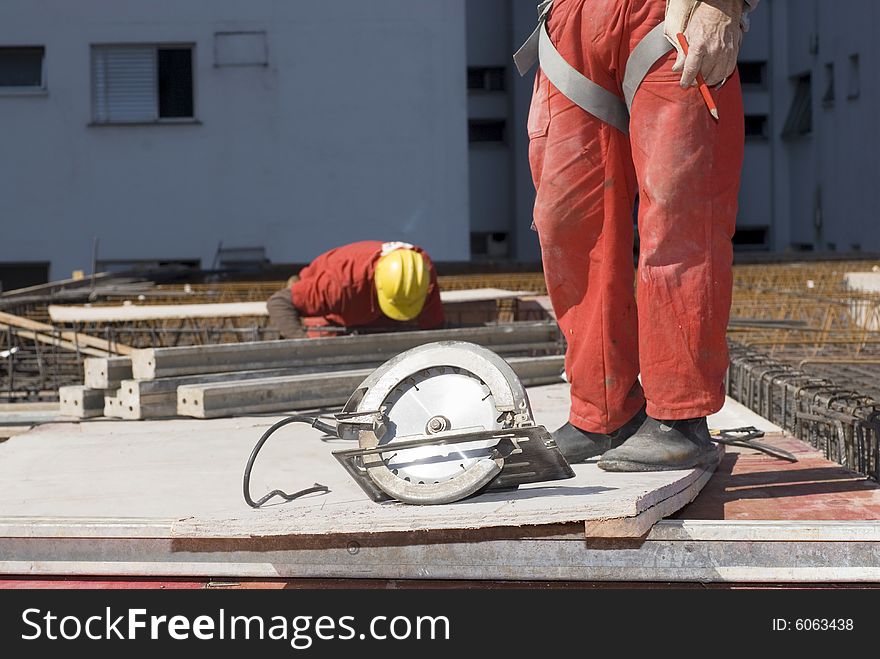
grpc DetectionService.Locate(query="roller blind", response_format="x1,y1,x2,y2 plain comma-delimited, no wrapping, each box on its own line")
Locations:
92,46,157,123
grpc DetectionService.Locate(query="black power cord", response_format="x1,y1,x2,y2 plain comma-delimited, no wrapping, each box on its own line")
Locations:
243,415,337,508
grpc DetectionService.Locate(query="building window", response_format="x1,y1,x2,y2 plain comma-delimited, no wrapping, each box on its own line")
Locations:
732,227,769,250
467,67,505,92
0,46,45,90
0,262,50,293
470,232,509,258
822,63,834,107
744,114,768,140
468,119,506,143
737,61,766,89
92,45,194,124
781,73,812,139
848,54,860,100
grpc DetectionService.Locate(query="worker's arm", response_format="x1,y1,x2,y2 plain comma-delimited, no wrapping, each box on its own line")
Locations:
267,286,306,339
417,289,445,329
416,276,445,330
665,0,745,88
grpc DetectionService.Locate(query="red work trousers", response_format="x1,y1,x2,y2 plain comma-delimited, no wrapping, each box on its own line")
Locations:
528,0,744,433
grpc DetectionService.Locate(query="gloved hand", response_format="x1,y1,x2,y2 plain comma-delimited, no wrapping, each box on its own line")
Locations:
267,287,305,339
665,0,744,88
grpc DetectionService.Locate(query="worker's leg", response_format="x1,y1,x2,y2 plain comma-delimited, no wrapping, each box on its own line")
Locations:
629,52,745,421
529,1,645,435
596,0,745,473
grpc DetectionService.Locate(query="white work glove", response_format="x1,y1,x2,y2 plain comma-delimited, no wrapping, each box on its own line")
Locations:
664,0,744,88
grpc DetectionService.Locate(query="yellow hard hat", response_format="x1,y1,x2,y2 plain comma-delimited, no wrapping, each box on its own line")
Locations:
374,248,429,321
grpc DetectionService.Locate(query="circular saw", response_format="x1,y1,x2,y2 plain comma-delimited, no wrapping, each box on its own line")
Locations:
332,341,574,504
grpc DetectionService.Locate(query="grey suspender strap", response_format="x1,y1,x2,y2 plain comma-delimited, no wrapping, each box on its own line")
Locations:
513,0,554,76
513,0,629,134
514,1,674,134
622,22,674,111
537,17,630,133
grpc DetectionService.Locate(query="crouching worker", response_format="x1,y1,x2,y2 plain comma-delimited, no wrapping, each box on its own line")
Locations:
266,240,444,338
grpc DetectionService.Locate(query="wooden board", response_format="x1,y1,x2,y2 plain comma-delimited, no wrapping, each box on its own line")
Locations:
3,519,879,582
0,310,133,355
440,288,527,302
46,290,530,324
49,302,269,323
0,389,714,539
9,329,109,358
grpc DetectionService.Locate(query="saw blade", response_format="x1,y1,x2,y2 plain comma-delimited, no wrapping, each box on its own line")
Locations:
378,366,508,484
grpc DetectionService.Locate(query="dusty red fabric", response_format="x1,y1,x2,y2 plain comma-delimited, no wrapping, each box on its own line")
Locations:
528,0,744,432
290,241,444,331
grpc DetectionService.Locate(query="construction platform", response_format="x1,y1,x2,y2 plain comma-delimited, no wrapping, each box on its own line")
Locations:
1,383,879,585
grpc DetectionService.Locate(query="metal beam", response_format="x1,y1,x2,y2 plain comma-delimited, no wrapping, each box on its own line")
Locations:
176,355,564,418
132,323,561,380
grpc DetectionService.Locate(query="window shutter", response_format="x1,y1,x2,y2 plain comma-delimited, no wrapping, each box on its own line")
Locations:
92,47,157,123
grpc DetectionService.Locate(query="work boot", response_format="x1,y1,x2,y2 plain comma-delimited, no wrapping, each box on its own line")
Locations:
551,405,647,464
597,416,720,472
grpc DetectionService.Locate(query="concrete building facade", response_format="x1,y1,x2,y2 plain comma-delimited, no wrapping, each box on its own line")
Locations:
738,0,878,253
0,0,470,285
0,0,876,288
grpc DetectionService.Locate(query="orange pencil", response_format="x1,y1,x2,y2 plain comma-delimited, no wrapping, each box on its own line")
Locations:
676,33,719,121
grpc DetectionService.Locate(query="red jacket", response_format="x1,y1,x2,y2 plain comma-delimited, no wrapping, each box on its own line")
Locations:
290,241,444,330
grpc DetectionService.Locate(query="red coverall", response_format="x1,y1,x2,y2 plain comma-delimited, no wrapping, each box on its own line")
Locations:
290,241,444,331
528,0,744,433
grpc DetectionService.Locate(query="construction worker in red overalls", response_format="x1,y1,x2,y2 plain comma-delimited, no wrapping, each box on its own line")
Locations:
266,241,444,338
518,0,755,471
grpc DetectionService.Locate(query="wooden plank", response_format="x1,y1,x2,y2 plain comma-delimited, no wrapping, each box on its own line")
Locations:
3,519,880,581
440,288,527,303
0,407,705,533
584,449,721,538
0,310,133,355
59,386,107,419
48,302,268,323
177,355,565,418
132,322,561,380
9,328,109,358
6,517,880,543
47,290,530,323
83,357,133,390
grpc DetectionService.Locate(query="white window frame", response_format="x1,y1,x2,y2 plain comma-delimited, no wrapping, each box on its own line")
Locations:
90,42,197,125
